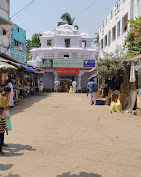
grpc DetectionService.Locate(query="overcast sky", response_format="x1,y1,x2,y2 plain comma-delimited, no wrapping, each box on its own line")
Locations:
10,0,116,40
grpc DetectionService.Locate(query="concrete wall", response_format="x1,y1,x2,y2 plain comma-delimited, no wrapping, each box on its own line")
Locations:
0,0,10,54
0,24,11,54
0,0,10,24
11,22,26,62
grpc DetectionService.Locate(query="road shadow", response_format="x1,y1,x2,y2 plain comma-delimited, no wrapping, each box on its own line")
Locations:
0,164,13,171
10,93,52,116
4,175,20,177
57,172,101,177
3,144,36,157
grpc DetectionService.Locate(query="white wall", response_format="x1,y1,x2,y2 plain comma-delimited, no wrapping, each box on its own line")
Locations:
98,0,141,57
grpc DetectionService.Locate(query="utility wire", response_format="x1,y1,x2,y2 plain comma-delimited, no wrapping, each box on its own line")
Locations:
75,0,97,19
10,5,34,36
11,0,36,19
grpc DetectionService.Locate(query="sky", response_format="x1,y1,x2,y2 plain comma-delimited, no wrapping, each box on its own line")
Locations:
10,0,116,40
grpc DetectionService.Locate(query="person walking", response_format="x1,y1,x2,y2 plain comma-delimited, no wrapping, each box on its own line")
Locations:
39,81,44,93
87,78,96,105
7,79,14,108
0,106,8,155
54,80,60,92
103,80,108,98
72,81,77,93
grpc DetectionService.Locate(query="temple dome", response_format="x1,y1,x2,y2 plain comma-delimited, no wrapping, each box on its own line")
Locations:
55,24,78,35
43,30,55,37
80,31,90,38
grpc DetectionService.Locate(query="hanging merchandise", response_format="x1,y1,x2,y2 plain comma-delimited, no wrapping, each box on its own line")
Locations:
0,73,8,85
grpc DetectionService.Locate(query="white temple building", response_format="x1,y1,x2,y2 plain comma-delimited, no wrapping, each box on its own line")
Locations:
28,24,98,91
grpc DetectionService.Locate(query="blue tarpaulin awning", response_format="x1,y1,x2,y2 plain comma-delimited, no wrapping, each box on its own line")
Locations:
22,64,35,72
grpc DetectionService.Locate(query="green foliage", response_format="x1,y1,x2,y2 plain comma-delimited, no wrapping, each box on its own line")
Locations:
58,12,75,26
97,53,129,78
58,12,78,29
124,16,141,56
26,39,32,53
26,33,42,61
31,33,42,48
26,52,31,61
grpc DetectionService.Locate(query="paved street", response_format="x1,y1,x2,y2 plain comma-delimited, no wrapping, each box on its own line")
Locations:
0,93,141,177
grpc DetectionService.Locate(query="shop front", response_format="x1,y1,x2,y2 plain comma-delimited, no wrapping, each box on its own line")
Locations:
41,58,95,92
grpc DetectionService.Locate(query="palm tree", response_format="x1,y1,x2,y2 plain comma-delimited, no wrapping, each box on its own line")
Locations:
58,12,79,30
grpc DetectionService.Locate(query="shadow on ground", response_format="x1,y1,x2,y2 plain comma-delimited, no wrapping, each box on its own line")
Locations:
3,144,36,157
4,175,20,177
0,164,13,171
57,172,101,177
10,93,52,116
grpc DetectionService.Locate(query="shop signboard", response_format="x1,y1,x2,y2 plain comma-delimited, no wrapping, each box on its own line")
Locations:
42,59,53,68
41,58,95,68
53,59,95,68
53,59,83,68
83,60,95,68
57,68,80,74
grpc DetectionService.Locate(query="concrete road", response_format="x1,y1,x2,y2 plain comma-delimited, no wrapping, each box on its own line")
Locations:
0,93,141,177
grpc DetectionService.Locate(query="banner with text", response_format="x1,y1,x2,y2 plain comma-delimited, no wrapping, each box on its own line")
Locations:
53,59,95,68
57,68,80,74
41,59,95,68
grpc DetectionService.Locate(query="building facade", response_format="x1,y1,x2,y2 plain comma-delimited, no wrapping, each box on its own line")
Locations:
0,0,11,55
28,24,98,91
11,22,26,63
99,0,141,58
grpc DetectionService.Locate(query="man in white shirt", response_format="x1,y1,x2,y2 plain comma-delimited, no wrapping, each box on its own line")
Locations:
7,79,14,108
72,81,77,93
54,80,60,92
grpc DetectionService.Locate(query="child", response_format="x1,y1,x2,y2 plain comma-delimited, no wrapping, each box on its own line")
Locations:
0,106,8,155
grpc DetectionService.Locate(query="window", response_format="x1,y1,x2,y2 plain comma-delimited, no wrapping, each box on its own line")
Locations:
14,40,23,52
117,21,120,37
122,13,128,33
65,39,70,48
108,31,111,46
64,55,69,59
17,28,19,32
104,35,107,47
3,30,6,35
47,40,52,46
101,39,103,49
112,26,116,41
82,40,86,48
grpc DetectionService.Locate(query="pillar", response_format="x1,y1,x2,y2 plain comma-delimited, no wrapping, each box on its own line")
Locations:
53,69,59,81
77,75,82,90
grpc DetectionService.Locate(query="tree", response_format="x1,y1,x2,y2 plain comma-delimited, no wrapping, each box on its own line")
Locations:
58,12,78,29
26,33,42,61
26,39,32,53
124,16,141,57
96,53,130,79
30,33,42,48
